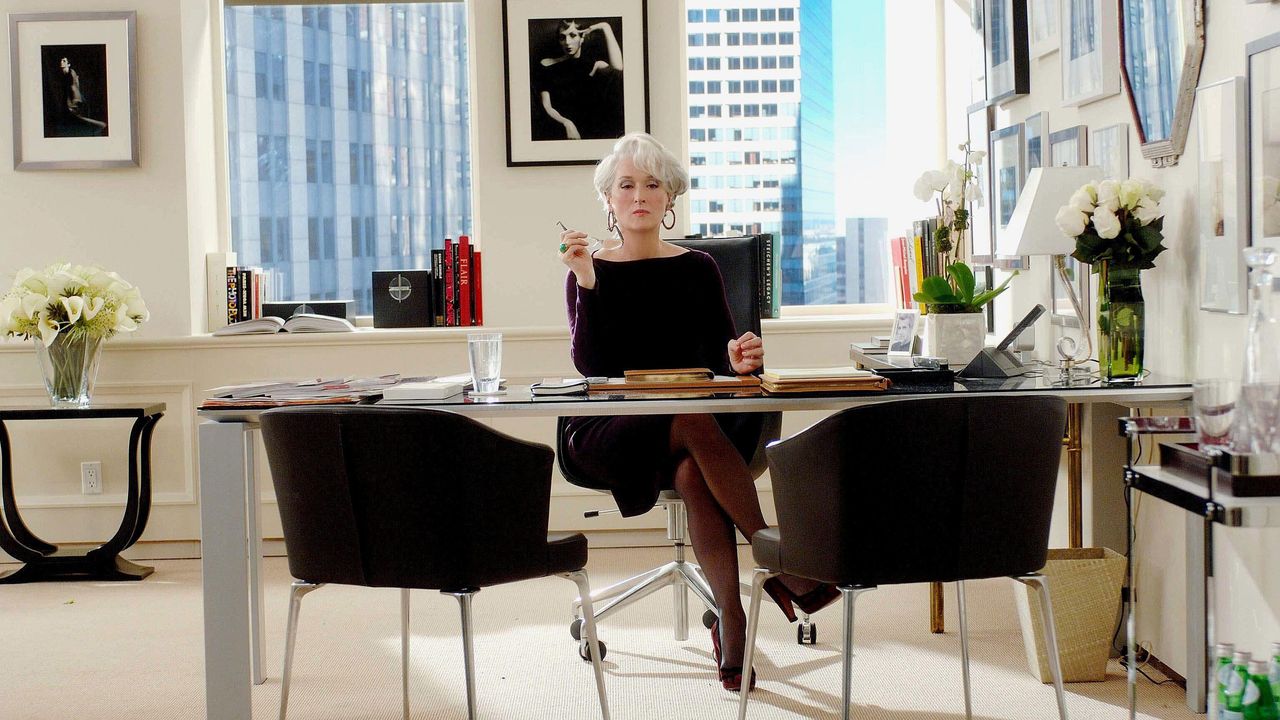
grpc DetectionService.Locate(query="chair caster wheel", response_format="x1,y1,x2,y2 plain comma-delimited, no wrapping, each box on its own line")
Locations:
797,621,817,645
579,639,607,662
570,617,583,641
701,609,718,629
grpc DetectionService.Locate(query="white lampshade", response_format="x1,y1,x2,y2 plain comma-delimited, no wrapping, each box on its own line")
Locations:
1005,166,1104,257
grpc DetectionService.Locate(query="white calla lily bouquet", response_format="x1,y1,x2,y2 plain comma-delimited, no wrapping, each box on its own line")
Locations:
1054,178,1168,271
1,263,149,347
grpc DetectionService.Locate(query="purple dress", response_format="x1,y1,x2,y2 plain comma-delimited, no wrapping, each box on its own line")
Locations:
561,250,763,516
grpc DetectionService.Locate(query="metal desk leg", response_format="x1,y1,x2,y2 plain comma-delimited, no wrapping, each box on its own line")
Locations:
246,430,266,686
199,421,255,720
1125,479,1137,719
1185,512,1209,713
1067,403,1083,549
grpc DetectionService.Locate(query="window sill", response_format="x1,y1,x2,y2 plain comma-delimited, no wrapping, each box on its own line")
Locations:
761,313,893,335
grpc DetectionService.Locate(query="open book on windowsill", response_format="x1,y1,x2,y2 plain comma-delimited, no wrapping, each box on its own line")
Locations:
212,313,356,336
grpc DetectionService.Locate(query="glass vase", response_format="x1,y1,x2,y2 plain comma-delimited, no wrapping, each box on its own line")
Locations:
1096,262,1144,383
34,333,105,408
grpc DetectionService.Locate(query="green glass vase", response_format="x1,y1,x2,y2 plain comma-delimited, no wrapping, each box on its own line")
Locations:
1096,262,1144,383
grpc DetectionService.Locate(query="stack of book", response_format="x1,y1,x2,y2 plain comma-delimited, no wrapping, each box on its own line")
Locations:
587,368,762,393
225,266,267,324
759,366,890,394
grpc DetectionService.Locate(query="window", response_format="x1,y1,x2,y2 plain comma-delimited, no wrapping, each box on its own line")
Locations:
689,57,705,71
685,0,889,308
688,9,703,22
706,57,721,70
225,3,471,315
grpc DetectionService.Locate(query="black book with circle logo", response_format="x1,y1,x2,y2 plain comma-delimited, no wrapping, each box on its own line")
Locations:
372,269,434,328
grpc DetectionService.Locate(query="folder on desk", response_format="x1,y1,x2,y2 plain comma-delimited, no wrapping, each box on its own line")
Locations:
759,366,890,394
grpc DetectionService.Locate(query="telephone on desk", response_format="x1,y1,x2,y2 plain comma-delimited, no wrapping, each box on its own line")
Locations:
958,304,1046,379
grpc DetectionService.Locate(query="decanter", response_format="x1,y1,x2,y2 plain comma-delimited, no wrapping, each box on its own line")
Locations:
1234,246,1280,454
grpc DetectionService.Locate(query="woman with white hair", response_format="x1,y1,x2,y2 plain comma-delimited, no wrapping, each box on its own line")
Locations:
557,133,837,692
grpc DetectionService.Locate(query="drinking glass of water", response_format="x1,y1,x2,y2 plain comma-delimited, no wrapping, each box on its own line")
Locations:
467,332,503,396
1193,378,1239,451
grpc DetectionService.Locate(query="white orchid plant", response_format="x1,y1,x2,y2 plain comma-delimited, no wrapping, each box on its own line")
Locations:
913,141,986,268
1054,178,1168,271
1,263,148,347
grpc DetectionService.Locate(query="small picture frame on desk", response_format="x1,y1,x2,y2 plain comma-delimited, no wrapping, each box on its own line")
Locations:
888,309,919,357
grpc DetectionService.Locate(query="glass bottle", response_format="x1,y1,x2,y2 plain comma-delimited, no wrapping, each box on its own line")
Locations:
1235,247,1280,454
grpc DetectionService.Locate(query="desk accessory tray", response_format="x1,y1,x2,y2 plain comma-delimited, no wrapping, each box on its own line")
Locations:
1159,442,1280,497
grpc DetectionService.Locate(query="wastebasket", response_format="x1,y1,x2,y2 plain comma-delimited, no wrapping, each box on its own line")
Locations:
1013,547,1127,683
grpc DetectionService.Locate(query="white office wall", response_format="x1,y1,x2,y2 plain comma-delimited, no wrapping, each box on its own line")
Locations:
965,0,1280,674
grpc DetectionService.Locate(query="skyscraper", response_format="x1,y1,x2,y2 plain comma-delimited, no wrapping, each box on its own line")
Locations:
223,4,471,315
685,0,836,305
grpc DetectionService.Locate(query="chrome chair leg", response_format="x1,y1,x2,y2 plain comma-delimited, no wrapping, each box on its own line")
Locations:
1019,574,1070,720
562,571,611,720
673,564,689,641
401,589,411,720
278,580,323,720
444,589,481,720
956,580,972,720
738,568,777,720
677,562,718,615
840,586,876,720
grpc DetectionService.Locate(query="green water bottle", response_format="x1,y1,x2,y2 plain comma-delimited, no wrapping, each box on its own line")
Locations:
1269,642,1279,703
1243,660,1279,720
1226,651,1255,720
1218,643,1239,720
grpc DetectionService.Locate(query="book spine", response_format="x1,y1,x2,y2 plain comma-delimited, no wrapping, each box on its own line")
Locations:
768,234,780,318
226,266,239,325
471,250,483,325
756,233,773,319
431,249,445,327
457,235,472,326
451,240,461,326
252,268,262,318
443,237,455,327
238,269,252,321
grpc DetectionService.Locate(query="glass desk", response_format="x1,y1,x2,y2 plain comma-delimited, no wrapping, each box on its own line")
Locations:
196,374,1189,720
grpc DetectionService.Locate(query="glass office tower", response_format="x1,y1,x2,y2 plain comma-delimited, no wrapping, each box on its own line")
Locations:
223,4,471,315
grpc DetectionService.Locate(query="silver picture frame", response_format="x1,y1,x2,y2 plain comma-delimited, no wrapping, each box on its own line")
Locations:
991,122,1026,258
1025,111,1048,176
1248,32,1280,252
1060,0,1121,107
1090,123,1130,180
1197,77,1248,314
1049,124,1088,167
8,11,138,170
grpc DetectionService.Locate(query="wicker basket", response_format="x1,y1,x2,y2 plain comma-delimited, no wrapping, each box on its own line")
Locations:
1013,547,1127,683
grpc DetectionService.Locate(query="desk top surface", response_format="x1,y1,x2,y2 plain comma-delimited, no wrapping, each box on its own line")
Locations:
198,373,1189,423
0,403,167,420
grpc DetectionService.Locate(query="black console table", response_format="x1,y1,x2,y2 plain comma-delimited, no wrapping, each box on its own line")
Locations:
0,403,165,583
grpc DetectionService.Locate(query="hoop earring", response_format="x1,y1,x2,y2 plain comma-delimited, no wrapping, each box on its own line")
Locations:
607,210,618,234
662,207,676,230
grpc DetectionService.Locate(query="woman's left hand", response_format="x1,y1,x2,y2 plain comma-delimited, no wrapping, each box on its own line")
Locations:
728,332,764,375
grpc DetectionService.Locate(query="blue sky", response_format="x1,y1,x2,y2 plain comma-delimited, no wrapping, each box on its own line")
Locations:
831,0,888,222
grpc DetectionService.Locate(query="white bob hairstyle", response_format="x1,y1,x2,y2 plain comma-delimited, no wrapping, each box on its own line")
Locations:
592,132,690,211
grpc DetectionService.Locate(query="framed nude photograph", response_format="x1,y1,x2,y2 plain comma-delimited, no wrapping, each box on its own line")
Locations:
502,0,650,167
1248,32,1280,250
8,11,138,169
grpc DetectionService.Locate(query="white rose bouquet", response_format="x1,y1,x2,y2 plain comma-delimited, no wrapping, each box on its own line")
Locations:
1,263,149,346
913,141,986,268
1054,178,1168,270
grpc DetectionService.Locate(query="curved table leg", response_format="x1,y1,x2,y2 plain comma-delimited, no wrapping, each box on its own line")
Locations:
0,420,58,560
85,414,159,580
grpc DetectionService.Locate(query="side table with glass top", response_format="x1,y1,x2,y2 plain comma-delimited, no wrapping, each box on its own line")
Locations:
0,403,165,583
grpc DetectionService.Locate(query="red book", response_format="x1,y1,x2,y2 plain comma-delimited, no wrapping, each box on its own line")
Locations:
457,235,472,326
471,250,483,326
443,237,455,326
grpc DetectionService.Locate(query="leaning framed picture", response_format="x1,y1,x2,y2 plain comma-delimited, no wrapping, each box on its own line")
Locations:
1247,32,1280,251
967,101,995,263
1197,77,1248,314
502,0,649,167
8,11,138,170
1090,123,1129,179
1049,124,1088,167
1060,0,1121,107
984,0,1030,104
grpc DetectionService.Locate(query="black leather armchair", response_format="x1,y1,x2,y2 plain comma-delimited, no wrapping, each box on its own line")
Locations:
738,395,1071,720
557,234,782,645
261,406,609,720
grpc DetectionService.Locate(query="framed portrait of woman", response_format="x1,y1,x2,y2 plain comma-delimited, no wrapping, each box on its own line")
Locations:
8,11,138,170
502,0,650,167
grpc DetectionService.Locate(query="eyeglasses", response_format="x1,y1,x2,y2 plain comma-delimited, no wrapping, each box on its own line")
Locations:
556,221,621,254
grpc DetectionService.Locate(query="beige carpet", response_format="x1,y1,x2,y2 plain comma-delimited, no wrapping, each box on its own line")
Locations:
1,546,1196,719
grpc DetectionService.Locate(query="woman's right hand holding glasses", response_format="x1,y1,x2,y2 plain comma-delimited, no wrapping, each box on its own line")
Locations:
557,223,597,290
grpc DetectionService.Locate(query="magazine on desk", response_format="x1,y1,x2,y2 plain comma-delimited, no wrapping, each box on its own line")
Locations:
588,374,761,393
200,374,405,408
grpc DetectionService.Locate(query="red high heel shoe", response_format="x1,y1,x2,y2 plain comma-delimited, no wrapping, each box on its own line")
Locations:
711,620,756,692
762,577,797,623
793,583,841,615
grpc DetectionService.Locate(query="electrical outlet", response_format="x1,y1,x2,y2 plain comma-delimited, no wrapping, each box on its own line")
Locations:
81,461,102,495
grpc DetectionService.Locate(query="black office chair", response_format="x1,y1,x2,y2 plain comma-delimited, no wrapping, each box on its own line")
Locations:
558,234,783,645
260,406,609,720
738,396,1071,720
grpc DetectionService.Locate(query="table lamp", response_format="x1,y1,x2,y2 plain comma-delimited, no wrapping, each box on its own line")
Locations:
1005,165,1104,378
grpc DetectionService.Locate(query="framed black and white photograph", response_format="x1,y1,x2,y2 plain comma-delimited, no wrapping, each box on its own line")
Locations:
990,123,1026,238
984,0,1030,104
1090,123,1129,179
1049,124,1088,167
502,0,649,167
1198,77,1248,314
1029,0,1059,57
968,101,995,262
8,12,138,170
1025,111,1047,176
1061,0,1120,107
1248,32,1280,249
888,309,919,357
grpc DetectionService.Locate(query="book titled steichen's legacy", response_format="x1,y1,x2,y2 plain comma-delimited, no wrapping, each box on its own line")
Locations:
372,270,433,328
